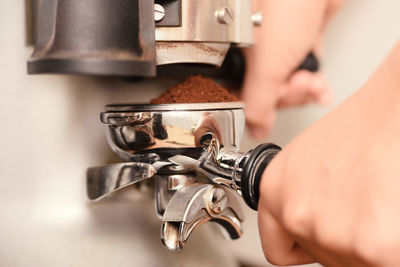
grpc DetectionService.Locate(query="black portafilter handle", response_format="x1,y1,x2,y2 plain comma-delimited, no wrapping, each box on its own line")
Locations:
241,143,282,211
298,52,319,72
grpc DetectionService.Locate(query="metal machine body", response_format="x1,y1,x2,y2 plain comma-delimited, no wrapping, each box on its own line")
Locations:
87,103,280,250
28,0,255,76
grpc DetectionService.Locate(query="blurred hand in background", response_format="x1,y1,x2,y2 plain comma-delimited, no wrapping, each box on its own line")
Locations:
242,0,344,139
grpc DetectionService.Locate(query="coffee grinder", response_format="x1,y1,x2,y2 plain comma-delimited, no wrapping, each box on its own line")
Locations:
28,0,318,250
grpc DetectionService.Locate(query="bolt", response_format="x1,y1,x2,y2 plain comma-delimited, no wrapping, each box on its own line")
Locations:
208,187,227,214
216,7,234,24
154,4,165,22
251,12,263,27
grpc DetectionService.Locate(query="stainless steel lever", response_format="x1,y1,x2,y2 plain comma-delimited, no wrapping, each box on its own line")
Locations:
87,162,157,201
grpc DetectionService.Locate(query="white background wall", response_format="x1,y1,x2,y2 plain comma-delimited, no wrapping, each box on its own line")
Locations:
0,1,399,266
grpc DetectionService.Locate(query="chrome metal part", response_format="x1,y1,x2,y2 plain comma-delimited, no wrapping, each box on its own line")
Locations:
154,173,200,219
87,102,279,250
87,162,157,201
154,175,175,218
101,102,245,161
154,4,166,22
99,102,254,191
155,0,253,45
102,102,245,112
251,12,263,26
156,42,230,67
161,184,243,251
216,7,234,24
154,0,254,66
207,187,228,214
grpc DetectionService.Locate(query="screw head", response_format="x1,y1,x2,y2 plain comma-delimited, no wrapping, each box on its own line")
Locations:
216,7,234,24
208,187,227,214
251,12,263,27
154,4,165,22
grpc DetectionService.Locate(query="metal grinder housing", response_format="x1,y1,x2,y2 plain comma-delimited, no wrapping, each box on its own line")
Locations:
27,0,255,76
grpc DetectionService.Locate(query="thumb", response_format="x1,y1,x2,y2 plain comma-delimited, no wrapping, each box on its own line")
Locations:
258,208,315,266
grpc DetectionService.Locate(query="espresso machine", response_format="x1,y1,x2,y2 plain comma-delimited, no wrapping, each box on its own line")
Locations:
28,0,317,251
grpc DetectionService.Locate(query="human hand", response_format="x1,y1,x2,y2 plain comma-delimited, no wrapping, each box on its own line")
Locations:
258,42,400,266
242,0,343,139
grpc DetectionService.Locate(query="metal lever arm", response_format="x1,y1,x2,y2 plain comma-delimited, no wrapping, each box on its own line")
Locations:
87,162,156,201
161,184,244,251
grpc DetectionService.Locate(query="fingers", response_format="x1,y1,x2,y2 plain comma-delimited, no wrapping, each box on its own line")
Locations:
257,148,336,266
258,203,316,265
244,70,333,140
277,70,333,109
242,73,280,139
257,151,316,265
259,196,355,267
246,106,277,140
242,0,330,139
324,0,346,28
251,0,329,77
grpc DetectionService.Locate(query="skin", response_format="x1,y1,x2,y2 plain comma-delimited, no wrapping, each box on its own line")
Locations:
258,41,400,266
242,0,344,139
242,1,400,265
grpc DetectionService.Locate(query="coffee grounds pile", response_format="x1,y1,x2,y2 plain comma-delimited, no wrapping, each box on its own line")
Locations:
150,75,239,104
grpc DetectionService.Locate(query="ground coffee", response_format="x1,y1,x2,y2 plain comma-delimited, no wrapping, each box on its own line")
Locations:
150,75,239,104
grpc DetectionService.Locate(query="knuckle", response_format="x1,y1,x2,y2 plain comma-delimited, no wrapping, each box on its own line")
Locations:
312,215,350,251
278,151,311,236
266,257,286,266
264,251,295,266
314,224,343,250
281,200,310,236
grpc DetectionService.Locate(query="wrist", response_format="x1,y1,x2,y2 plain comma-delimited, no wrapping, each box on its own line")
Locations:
357,41,400,134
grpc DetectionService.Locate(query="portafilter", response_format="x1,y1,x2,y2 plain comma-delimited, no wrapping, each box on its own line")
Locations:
87,102,281,250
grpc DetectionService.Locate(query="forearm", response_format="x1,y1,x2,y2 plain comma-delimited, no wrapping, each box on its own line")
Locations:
355,41,400,135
